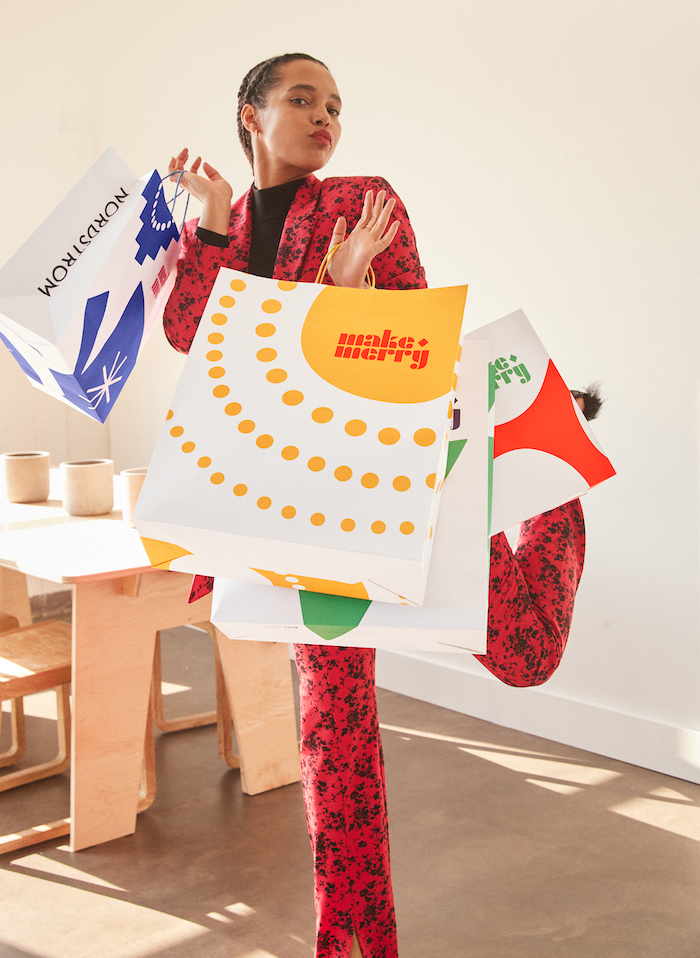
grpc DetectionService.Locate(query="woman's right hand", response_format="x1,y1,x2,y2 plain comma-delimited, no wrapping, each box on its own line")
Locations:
168,148,233,234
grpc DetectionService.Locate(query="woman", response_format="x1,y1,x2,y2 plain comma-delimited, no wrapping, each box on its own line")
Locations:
164,53,585,958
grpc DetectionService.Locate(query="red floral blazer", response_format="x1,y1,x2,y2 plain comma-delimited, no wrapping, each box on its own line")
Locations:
163,174,584,689
163,173,427,354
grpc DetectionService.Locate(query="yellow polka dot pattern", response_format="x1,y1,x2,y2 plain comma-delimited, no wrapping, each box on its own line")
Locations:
378,428,400,445
345,420,367,436
163,276,451,541
414,428,436,446
169,411,425,534
312,407,333,423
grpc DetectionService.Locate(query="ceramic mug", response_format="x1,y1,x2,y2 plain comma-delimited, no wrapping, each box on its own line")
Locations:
1,451,51,503
120,467,148,527
60,459,114,516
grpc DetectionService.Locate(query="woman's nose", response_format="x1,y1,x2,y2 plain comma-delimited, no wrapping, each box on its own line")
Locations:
314,110,330,125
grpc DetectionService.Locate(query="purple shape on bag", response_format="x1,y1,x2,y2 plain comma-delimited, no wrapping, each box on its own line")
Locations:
51,283,145,423
134,170,180,265
0,331,43,384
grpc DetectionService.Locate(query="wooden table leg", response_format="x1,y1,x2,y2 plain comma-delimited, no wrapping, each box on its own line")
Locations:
213,629,300,796
69,572,211,851
0,567,32,626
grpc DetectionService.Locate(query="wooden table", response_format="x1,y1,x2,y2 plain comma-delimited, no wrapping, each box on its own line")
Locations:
0,477,300,851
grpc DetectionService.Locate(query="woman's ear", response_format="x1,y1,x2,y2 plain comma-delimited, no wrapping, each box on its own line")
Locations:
241,103,259,135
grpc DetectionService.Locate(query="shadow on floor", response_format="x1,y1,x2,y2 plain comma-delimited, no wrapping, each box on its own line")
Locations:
2,626,700,958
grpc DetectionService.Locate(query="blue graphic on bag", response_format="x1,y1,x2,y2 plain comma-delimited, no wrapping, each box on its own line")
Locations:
0,332,42,384
51,284,145,423
134,171,180,265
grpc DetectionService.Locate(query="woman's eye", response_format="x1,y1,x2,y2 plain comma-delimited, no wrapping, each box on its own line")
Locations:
291,97,308,105
328,107,340,117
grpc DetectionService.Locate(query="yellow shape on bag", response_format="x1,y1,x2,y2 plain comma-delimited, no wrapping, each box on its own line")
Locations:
140,537,193,570
301,285,467,403
252,568,369,600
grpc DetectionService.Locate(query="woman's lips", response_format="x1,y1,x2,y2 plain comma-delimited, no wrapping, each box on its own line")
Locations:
311,131,332,145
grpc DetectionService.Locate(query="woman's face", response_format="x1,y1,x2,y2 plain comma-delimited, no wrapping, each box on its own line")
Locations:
242,60,342,188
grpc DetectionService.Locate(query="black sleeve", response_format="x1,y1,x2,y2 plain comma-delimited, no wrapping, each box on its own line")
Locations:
195,226,229,248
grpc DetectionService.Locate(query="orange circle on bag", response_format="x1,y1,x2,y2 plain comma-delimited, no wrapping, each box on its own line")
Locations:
300,286,465,403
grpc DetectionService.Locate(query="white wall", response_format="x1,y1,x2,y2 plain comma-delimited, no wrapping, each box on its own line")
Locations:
1,0,698,779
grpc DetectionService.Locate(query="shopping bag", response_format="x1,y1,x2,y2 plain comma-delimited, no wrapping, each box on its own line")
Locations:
134,268,468,606
458,309,615,533
210,340,490,652
0,147,181,422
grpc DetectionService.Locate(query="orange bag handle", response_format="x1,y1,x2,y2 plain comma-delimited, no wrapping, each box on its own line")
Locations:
314,244,376,288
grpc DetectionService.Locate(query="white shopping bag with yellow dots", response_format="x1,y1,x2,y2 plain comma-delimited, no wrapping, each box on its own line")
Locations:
210,340,490,652
134,268,470,606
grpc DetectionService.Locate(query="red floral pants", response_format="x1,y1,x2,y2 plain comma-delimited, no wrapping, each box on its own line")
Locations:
293,500,585,957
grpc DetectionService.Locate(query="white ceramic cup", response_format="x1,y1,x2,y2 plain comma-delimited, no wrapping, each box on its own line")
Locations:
60,459,114,516
1,451,51,503
120,467,148,527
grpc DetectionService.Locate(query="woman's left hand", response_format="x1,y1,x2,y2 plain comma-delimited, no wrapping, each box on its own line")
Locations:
327,190,400,288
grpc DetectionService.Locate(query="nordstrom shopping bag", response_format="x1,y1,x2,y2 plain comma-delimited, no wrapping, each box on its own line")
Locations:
210,340,490,652
0,147,181,421
134,268,468,606
457,309,615,533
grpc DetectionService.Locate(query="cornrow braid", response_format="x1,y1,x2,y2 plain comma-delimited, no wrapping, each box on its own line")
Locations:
237,53,329,167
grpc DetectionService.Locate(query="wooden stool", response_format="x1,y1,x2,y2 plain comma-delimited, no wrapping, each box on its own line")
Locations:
0,612,22,767
0,619,72,792
151,625,239,769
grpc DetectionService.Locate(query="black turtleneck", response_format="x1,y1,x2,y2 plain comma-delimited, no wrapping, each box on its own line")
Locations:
248,178,305,278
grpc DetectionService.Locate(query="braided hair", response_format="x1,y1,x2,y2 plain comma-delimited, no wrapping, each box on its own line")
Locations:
237,53,329,166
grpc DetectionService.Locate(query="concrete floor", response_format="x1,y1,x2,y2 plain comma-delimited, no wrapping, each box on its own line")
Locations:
1,626,700,958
